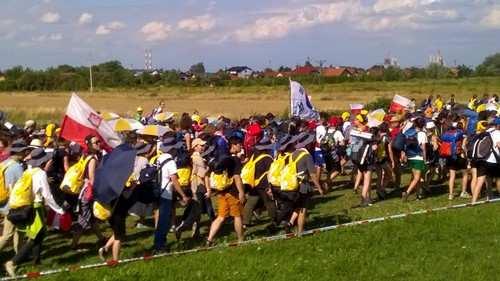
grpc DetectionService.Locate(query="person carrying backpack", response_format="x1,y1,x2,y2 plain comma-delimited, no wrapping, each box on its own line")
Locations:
440,122,468,200
241,137,275,228
402,118,428,202
277,133,323,235
5,148,65,277
206,136,246,246
471,117,500,203
71,135,106,250
0,140,29,254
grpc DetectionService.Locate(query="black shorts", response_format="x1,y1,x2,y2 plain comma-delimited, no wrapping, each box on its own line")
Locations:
295,192,311,209
446,157,467,171
355,163,376,173
477,162,500,178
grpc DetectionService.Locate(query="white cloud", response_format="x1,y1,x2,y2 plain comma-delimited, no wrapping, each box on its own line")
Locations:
233,2,355,42
78,13,93,25
96,21,126,35
178,14,216,32
141,21,172,41
481,7,500,28
373,0,438,13
40,11,60,23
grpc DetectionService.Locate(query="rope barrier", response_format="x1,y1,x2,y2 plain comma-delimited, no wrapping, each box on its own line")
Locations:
2,198,499,280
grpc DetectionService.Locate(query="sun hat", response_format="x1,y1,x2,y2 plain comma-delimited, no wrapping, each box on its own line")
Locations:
10,139,29,153
27,148,53,167
254,137,274,151
29,139,43,148
327,116,341,127
135,142,152,155
294,132,315,149
341,112,350,121
191,138,207,149
425,121,436,130
159,137,183,153
24,120,36,130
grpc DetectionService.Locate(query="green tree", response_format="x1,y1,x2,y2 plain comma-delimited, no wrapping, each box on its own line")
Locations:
382,66,404,81
426,63,450,79
476,53,500,76
457,64,473,78
189,62,206,77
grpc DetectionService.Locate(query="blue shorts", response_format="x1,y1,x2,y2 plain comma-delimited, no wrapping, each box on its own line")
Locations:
313,150,326,168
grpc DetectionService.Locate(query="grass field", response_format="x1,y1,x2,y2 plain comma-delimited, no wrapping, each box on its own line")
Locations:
2,77,500,125
1,171,498,280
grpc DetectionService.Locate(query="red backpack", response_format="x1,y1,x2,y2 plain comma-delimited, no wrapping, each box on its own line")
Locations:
244,123,262,155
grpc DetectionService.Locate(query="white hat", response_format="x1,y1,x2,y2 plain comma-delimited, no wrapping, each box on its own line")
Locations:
425,121,436,130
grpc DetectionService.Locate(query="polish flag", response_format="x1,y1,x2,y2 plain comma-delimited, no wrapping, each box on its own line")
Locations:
60,93,120,151
390,95,411,113
350,104,364,115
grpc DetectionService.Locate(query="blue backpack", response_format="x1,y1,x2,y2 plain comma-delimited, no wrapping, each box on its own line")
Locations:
404,128,421,158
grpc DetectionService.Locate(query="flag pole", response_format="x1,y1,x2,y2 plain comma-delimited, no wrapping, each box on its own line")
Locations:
288,78,292,118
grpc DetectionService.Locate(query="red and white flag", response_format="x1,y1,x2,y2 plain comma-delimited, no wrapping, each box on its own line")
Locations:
350,104,364,115
390,94,411,113
60,93,120,151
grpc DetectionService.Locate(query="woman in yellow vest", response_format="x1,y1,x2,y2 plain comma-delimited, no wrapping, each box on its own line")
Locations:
5,148,65,277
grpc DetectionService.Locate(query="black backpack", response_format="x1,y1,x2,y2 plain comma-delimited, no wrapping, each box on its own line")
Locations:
135,158,173,204
466,132,496,161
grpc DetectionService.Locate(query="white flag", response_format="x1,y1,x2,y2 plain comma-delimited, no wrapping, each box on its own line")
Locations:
290,80,319,119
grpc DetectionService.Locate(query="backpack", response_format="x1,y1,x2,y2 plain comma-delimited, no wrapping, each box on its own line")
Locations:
243,124,262,155
391,132,406,151
209,171,234,191
60,156,93,195
351,142,373,166
135,158,173,204
466,132,495,161
280,151,308,192
177,167,192,187
376,135,389,160
8,168,39,209
241,154,272,188
404,128,421,158
93,201,111,221
439,130,463,158
0,159,15,205
267,153,290,187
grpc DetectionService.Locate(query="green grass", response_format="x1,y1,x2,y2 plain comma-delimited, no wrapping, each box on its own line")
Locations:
1,171,498,280
41,201,500,281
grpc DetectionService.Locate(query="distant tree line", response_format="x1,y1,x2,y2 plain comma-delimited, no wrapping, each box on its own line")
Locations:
0,53,499,92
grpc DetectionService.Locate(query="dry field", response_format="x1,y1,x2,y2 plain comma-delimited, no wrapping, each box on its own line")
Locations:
1,77,500,124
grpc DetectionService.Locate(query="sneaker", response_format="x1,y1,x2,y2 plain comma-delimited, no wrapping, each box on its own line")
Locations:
4,261,16,277
448,194,454,200
98,247,107,262
169,225,176,233
191,222,200,239
402,191,409,202
135,223,149,229
460,192,471,199
205,239,215,247
376,190,386,201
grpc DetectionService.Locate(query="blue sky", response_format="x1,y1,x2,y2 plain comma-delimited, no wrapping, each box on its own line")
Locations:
0,0,499,71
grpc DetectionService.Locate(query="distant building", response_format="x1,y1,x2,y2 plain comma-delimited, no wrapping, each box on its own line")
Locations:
429,50,445,66
292,65,319,76
226,66,253,79
366,65,385,77
321,67,354,78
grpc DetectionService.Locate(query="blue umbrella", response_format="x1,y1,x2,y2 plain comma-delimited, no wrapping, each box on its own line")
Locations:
93,143,136,205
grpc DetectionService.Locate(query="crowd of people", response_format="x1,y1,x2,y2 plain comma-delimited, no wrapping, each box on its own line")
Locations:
0,94,499,277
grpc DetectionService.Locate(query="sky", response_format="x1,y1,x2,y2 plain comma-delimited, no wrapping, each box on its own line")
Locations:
0,0,499,72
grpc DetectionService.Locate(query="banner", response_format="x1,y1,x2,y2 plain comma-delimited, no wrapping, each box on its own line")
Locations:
290,80,319,119
390,94,411,113
60,93,120,151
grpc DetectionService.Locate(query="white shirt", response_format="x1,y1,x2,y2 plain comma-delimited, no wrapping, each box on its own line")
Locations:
408,131,428,161
315,125,326,144
157,153,177,200
487,128,500,164
333,130,345,145
30,167,64,214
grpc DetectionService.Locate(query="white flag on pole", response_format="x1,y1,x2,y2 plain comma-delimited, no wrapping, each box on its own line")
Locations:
290,80,319,119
